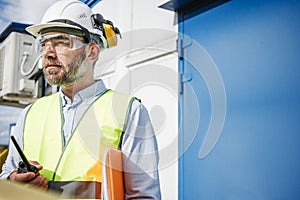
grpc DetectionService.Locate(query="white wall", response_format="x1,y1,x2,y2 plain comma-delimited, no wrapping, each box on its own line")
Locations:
92,1,178,199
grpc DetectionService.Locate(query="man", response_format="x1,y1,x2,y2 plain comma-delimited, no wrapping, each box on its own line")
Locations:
0,0,161,199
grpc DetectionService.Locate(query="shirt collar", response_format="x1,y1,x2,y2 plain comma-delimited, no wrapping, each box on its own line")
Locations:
60,79,107,106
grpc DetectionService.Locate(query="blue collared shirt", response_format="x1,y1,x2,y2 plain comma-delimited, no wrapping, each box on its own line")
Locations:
0,80,161,199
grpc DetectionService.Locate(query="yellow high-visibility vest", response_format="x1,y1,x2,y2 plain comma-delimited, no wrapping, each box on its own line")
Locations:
23,90,133,199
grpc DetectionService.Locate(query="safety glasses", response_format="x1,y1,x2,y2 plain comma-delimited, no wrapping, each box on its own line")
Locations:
36,33,88,54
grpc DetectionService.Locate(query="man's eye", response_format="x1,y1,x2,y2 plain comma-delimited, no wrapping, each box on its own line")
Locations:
55,40,71,47
40,42,46,47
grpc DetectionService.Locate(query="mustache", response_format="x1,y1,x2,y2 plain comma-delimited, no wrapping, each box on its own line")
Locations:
43,58,64,68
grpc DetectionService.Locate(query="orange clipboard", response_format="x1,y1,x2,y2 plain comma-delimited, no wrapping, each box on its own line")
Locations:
103,148,125,200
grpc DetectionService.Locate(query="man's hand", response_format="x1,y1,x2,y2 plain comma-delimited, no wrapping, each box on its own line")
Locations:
8,161,48,190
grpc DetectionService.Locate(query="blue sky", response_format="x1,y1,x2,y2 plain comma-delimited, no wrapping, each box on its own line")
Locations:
0,0,58,33
0,0,59,145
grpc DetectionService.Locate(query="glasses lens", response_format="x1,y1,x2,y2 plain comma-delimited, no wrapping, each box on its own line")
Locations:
36,34,87,54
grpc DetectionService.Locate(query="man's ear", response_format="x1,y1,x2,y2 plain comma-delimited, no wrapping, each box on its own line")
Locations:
86,44,100,62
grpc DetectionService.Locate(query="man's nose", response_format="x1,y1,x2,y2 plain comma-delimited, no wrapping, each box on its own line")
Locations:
43,43,57,57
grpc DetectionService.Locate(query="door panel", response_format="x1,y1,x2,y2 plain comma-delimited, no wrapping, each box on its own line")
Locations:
179,0,300,199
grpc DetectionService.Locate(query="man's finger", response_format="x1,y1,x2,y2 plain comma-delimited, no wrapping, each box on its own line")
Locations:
29,161,43,170
25,175,48,190
9,171,36,182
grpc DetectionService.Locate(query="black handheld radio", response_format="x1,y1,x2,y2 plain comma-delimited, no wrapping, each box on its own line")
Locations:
10,136,39,175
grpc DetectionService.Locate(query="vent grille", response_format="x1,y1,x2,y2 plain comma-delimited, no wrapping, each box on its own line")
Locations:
0,46,5,91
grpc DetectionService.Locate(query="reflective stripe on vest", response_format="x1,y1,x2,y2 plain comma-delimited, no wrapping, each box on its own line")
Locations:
23,90,132,198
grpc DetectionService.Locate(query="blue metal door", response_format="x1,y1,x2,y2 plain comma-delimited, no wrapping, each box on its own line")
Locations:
179,0,300,199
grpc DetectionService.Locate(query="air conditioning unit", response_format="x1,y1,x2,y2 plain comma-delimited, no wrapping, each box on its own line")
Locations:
0,31,41,104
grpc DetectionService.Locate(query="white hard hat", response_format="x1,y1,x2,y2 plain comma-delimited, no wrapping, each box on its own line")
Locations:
26,0,120,48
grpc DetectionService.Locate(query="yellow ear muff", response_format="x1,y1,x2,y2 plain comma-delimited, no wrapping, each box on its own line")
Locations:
103,24,117,48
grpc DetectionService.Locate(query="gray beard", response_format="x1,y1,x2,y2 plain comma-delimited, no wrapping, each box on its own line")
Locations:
43,52,87,87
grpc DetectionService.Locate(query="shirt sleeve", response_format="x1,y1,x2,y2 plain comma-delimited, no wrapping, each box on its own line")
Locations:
0,106,30,179
121,99,161,200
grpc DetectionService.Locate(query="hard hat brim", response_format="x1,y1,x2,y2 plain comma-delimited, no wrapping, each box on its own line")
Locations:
26,22,81,37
